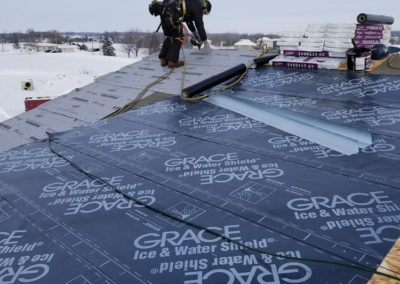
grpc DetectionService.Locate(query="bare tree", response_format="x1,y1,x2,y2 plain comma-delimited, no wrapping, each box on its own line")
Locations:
132,35,143,57
109,31,121,43
122,30,136,58
26,29,38,45
0,32,5,52
47,30,63,44
123,29,146,57
11,33,20,49
146,33,162,54
223,33,241,47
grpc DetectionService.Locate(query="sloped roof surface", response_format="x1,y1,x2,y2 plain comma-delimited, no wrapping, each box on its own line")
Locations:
0,49,259,153
1,51,400,283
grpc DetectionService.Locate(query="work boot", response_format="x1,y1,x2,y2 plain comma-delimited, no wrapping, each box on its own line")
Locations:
168,60,184,68
160,58,167,66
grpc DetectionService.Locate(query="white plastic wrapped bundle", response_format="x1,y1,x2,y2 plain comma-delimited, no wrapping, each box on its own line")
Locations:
327,23,356,29
298,46,324,52
299,39,324,52
324,32,355,38
279,31,305,38
305,24,328,33
323,46,349,54
300,42,324,47
327,51,348,58
300,38,324,45
324,41,354,49
277,36,302,51
277,39,301,46
304,32,325,38
271,54,346,69
281,46,299,51
325,38,353,44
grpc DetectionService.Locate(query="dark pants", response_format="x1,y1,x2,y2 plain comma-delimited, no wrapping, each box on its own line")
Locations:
159,37,182,62
159,11,183,63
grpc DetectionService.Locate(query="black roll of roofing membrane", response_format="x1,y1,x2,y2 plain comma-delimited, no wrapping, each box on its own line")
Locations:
357,13,394,25
182,63,247,98
253,53,279,67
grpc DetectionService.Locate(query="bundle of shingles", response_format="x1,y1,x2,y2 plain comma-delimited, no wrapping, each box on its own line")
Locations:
272,24,355,69
354,24,392,48
272,17,393,70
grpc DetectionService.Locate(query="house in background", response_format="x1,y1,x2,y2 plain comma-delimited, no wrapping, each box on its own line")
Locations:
256,37,277,50
233,39,257,50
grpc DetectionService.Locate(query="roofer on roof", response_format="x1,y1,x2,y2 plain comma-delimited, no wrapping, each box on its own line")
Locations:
149,0,212,68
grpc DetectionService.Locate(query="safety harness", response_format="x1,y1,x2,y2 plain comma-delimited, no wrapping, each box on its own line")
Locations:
149,0,188,45
173,0,187,43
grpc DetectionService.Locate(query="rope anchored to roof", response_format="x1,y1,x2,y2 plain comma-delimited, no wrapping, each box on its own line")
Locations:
103,49,278,118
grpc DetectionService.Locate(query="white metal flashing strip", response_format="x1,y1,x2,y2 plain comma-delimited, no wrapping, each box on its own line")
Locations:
249,98,373,149
205,94,373,156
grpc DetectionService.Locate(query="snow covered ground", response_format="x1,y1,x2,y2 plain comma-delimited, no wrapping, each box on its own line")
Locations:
0,43,145,122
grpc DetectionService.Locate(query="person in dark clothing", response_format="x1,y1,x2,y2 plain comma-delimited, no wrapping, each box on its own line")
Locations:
158,0,212,68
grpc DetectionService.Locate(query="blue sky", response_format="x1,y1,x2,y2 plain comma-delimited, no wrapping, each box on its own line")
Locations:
1,0,399,33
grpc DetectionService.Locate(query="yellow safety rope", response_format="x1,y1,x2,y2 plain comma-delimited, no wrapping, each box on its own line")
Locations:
182,0,187,15
104,49,268,119
103,68,174,119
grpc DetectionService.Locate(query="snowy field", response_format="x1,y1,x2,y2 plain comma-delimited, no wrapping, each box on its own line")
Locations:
0,43,145,122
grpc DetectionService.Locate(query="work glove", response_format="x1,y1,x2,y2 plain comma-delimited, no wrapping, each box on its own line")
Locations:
202,40,212,54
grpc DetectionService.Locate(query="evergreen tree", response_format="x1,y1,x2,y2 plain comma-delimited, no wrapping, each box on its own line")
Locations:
101,35,116,56
12,33,20,49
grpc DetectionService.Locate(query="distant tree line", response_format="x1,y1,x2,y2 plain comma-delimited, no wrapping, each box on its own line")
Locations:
0,29,165,56
2,28,399,55
0,29,283,55
10,29,400,55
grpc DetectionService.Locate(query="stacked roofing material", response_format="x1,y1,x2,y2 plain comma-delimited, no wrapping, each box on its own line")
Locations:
354,24,392,48
355,13,394,48
276,32,304,52
323,24,356,57
273,24,355,69
273,19,394,70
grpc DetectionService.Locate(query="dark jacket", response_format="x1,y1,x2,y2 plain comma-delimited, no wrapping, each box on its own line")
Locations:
184,0,207,41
